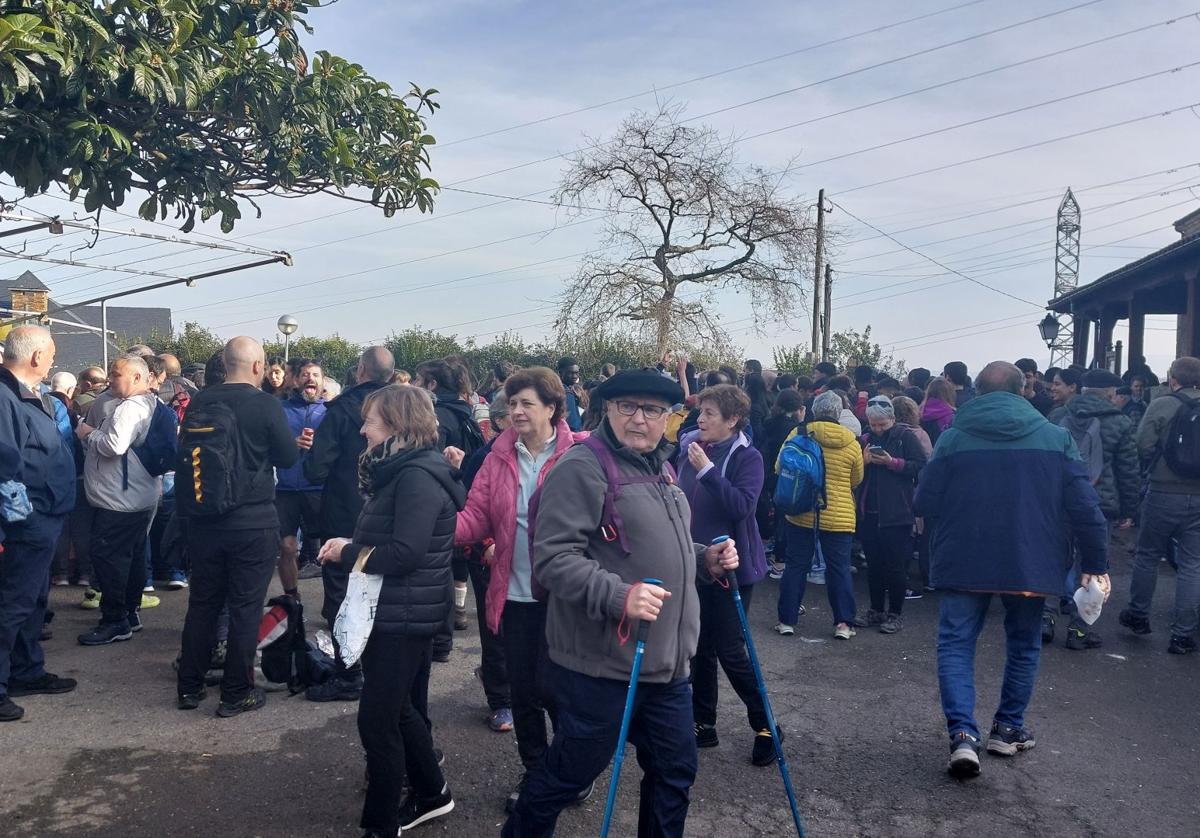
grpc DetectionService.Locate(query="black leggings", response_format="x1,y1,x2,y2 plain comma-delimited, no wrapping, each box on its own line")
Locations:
860,514,912,615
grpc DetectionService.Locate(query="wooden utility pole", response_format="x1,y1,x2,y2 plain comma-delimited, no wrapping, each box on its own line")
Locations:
811,188,825,362
821,262,833,361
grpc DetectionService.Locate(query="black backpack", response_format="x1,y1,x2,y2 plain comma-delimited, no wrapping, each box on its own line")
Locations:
1163,393,1200,479
175,399,243,516
258,596,335,694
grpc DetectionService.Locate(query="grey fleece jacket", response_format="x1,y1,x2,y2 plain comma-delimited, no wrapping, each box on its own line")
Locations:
1138,387,1200,495
532,420,708,684
83,392,160,512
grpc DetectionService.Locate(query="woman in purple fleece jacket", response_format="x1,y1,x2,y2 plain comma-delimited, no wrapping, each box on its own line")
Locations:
675,384,776,767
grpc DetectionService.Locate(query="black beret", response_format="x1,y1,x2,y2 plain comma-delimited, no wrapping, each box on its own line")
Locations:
1082,369,1122,389
594,368,684,405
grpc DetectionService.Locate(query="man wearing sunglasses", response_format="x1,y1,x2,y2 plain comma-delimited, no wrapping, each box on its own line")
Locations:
505,368,740,838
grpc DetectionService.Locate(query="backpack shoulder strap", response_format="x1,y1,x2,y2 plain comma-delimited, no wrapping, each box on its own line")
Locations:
581,436,626,551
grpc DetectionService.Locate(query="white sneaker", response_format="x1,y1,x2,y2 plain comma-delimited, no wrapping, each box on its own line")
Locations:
774,623,795,636
834,624,855,640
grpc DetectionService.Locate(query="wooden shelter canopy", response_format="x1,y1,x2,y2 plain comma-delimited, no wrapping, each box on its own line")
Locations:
1047,215,1200,367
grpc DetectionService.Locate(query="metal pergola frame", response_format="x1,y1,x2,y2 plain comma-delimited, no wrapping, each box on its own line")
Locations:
0,210,293,368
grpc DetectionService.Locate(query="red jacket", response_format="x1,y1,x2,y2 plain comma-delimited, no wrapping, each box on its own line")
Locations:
455,421,588,632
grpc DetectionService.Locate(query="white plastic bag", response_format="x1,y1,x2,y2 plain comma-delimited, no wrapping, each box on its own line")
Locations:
333,548,382,667
1072,577,1105,626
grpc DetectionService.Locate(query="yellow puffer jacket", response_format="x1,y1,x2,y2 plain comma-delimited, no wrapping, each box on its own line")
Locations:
782,420,864,532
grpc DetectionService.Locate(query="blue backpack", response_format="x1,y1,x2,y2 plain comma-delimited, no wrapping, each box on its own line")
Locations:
773,432,826,517
123,400,179,488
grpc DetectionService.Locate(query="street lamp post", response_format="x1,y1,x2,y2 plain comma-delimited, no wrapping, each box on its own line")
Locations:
277,314,299,362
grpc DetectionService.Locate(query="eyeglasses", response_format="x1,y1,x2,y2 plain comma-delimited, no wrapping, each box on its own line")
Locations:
613,400,670,420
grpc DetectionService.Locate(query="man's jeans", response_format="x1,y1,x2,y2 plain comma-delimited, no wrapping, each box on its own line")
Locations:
503,662,697,838
1128,491,1200,639
937,591,1043,740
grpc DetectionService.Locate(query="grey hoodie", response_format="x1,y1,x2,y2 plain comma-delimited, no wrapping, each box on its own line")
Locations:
532,420,708,684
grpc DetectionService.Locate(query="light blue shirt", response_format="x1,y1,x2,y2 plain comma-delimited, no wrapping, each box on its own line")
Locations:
509,432,557,602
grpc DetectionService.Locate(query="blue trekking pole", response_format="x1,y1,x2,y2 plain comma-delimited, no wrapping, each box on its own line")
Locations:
713,536,806,837
599,577,663,838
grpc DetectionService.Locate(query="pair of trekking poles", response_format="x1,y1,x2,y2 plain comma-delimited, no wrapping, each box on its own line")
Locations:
599,536,806,838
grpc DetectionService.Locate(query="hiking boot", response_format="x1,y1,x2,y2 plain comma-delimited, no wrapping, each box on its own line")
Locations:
773,623,795,636
1065,623,1101,650
695,722,719,748
834,624,855,640
398,783,454,830
947,732,981,779
1168,635,1197,655
860,609,885,627
177,689,207,710
8,673,77,697
216,688,266,718
751,726,783,767
127,611,143,633
305,676,362,703
1118,609,1152,635
986,721,1036,756
574,780,595,805
78,621,133,646
0,696,24,722
432,647,450,663
505,774,528,814
1041,613,1055,644
454,605,469,631
210,640,228,670
879,613,903,634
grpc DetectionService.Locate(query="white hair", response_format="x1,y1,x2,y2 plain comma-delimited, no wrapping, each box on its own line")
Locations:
811,391,843,421
51,371,77,393
112,355,149,377
3,325,52,364
865,396,895,423
322,380,342,399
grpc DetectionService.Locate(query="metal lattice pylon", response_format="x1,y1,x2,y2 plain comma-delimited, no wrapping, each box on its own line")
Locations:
1050,188,1081,368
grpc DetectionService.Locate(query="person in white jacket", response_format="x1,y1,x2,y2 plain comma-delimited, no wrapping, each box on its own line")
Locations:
75,356,161,646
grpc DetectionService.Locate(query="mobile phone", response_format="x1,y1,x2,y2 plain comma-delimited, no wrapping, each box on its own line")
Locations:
868,445,885,454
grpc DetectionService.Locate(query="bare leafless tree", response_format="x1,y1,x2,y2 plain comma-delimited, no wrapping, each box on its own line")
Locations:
554,106,816,356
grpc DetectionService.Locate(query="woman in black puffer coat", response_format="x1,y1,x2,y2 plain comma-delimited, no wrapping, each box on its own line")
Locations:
318,385,466,838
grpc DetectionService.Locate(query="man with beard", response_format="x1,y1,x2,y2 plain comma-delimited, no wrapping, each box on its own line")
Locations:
275,360,327,601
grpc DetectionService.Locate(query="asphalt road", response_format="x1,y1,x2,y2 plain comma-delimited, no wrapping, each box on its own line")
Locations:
2,537,1198,838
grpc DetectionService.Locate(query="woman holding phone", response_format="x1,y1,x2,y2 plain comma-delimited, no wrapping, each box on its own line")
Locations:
859,396,927,635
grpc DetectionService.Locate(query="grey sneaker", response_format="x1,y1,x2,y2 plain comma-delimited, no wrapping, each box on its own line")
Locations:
879,613,903,634
948,732,981,778
986,721,1036,756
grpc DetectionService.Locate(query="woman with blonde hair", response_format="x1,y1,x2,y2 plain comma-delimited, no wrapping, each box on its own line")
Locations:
318,385,464,836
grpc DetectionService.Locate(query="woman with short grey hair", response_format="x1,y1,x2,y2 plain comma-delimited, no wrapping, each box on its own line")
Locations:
775,390,864,640
859,396,927,634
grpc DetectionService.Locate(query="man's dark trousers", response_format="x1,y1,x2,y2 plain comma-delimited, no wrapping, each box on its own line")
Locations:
178,527,276,702
91,508,154,625
0,513,65,697
504,661,698,838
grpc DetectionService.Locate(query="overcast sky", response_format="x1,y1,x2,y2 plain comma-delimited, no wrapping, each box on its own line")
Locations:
8,0,1200,376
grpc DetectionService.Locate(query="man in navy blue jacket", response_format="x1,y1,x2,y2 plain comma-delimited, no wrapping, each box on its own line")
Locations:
915,361,1108,779
0,327,78,722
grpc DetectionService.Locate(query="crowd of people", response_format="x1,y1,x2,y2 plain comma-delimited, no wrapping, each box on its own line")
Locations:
2,322,1198,836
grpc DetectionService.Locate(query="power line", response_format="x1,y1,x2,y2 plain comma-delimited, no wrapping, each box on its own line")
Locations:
683,0,1105,122
834,101,1200,196
735,11,1198,145
436,0,989,147
829,199,1044,308
26,12,1191,295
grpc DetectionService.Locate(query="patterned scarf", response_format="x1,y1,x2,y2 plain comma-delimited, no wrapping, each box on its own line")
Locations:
357,435,407,497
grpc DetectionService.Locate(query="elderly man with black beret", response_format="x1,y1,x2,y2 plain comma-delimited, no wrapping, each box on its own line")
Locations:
503,368,740,838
